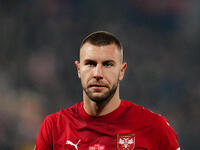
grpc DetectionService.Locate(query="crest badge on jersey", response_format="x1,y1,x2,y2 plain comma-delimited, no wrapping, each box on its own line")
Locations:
117,134,135,150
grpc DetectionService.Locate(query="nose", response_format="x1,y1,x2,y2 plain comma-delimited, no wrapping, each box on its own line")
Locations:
93,64,103,80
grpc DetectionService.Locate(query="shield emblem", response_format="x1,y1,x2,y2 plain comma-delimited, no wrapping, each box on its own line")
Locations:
117,134,135,150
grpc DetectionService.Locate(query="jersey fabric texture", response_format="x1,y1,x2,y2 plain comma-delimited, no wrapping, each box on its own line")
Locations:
35,100,180,150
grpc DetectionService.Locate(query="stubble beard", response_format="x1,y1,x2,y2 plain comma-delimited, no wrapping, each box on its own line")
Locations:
82,81,119,104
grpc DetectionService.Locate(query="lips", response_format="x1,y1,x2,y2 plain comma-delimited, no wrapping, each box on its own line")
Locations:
89,84,108,89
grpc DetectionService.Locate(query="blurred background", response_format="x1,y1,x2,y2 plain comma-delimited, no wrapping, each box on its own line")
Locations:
0,0,199,149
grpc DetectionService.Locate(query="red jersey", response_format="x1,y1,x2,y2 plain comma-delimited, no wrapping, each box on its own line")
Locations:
35,100,180,150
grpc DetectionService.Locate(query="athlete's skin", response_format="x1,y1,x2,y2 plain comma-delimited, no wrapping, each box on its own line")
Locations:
75,42,127,116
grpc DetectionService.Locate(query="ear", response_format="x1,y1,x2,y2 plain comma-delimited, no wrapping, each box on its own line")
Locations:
75,60,81,78
119,62,127,81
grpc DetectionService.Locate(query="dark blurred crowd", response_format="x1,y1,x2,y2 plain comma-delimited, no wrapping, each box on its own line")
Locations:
0,0,199,149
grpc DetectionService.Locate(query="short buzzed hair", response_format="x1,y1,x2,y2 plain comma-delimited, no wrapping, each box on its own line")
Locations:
80,31,124,62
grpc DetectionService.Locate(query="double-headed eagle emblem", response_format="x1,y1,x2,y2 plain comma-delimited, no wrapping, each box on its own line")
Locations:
117,134,135,150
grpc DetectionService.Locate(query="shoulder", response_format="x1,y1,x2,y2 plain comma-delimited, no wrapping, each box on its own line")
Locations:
122,100,179,142
121,100,169,126
123,101,178,140
124,100,180,149
43,102,82,125
35,103,82,149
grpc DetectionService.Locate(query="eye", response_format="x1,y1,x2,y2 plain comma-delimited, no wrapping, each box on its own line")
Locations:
85,61,96,66
103,61,114,67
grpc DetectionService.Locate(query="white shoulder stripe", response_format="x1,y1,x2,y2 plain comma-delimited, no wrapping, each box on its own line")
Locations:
177,147,180,150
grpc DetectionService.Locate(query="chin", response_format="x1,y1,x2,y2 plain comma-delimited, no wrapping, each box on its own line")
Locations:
89,93,112,103
88,94,108,102
90,97,108,103
85,87,117,103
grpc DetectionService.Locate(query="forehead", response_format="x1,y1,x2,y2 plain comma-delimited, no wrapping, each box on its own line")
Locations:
80,43,121,62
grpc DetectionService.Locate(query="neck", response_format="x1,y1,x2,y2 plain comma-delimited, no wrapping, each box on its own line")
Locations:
83,87,121,116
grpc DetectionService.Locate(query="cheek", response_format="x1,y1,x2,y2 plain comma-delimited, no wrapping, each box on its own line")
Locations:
80,69,91,82
105,70,120,83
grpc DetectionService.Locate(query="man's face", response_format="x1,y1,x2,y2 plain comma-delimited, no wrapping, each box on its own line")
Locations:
75,42,126,102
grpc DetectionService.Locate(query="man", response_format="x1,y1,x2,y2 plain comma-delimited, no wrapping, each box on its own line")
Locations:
35,31,180,150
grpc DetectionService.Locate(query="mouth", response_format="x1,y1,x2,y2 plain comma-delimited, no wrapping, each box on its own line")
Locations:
89,84,108,90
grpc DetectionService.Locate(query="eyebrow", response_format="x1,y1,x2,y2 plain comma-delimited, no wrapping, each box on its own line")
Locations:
103,60,116,64
83,59,116,64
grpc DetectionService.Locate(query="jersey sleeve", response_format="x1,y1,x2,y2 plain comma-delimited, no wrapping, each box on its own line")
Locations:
35,116,53,150
157,116,180,150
